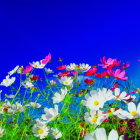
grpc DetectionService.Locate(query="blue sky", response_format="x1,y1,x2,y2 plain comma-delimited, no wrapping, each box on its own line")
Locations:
0,1,140,85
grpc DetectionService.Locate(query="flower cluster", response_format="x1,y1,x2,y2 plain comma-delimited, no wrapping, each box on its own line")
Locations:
0,54,139,139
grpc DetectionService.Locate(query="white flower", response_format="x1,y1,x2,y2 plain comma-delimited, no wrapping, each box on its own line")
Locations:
79,63,91,72
113,88,130,101
0,75,16,87
0,127,5,138
42,105,59,122
45,68,53,74
30,61,45,69
98,88,114,101
66,63,77,71
9,102,25,113
32,120,49,139
8,65,19,76
5,94,15,98
84,89,106,110
26,102,41,108
84,110,107,127
114,102,140,119
52,88,68,104
60,76,73,86
50,128,62,139
84,128,124,140
50,80,56,86
23,81,34,88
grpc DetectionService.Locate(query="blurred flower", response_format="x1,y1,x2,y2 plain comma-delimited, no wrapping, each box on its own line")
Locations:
30,61,45,69
52,88,68,104
84,79,95,85
57,65,66,70
45,68,53,74
30,75,39,81
0,75,16,87
50,128,62,139
23,81,34,88
121,62,130,69
22,65,33,74
98,56,121,69
8,65,19,76
84,128,124,140
26,102,41,108
41,53,51,64
66,63,77,71
42,105,59,122
79,63,91,72
86,67,98,76
5,94,15,99
0,127,4,138
60,76,73,85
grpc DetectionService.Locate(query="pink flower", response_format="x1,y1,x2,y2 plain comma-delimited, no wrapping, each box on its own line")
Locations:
57,65,67,70
113,69,128,81
121,62,130,69
98,56,121,69
22,65,33,74
86,67,98,76
41,53,51,64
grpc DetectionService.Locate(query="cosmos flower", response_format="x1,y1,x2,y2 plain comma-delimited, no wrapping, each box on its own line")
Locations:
50,128,62,139
66,63,77,71
114,102,140,119
23,81,34,88
8,65,19,76
30,61,45,69
98,56,121,69
113,69,128,80
22,65,33,74
52,88,68,104
84,110,107,126
0,127,5,138
42,105,59,122
41,53,51,64
86,67,98,76
79,63,91,72
60,76,73,85
26,102,41,108
57,65,67,70
0,75,16,87
84,128,124,140
45,68,53,74
84,79,95,85
84,89,106,110
32,120,49,139
113,88,130,101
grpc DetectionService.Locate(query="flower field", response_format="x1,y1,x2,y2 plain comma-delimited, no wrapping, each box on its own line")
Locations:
0,54,139,140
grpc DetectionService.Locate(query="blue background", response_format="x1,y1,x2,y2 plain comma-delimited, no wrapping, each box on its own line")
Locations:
0,1,140,86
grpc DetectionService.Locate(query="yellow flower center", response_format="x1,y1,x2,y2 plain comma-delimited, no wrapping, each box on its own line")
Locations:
83,67,87,70
94,101,99,106
37,129,44,134
116,95,120,98
53,132,58,136
63,81,69,85
131,111,137,116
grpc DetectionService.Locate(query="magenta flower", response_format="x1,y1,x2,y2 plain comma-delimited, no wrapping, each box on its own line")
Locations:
41,53,51,64
22,65,33,74
121,62,130,69
113,69,128,80
98,56,121,69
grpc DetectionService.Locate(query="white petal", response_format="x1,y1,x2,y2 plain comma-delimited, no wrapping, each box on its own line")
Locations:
108,129,118,140
94,128,107,140
128,102,136,112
